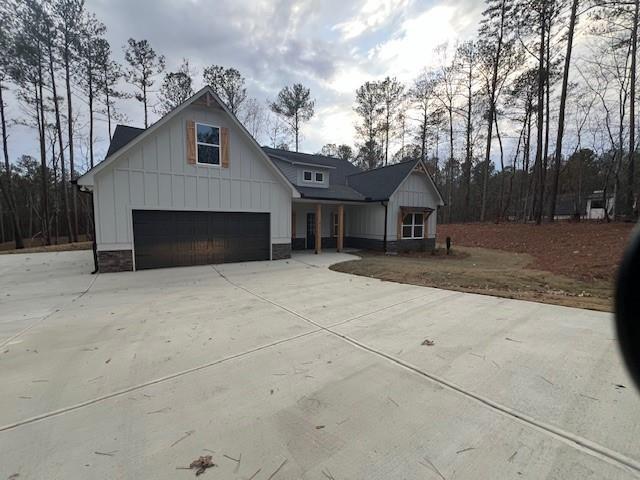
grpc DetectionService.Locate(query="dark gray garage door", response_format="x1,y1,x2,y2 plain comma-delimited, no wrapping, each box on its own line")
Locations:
132,210,270,270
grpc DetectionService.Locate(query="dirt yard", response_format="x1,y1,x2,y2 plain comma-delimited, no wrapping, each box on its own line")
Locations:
437,222,635,282
332,222,637,312
331,247,614,311
0,240,92,255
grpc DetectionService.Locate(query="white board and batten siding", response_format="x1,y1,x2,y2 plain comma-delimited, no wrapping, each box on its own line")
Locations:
93,104,291,252
388,171,439,239
344,171,439,241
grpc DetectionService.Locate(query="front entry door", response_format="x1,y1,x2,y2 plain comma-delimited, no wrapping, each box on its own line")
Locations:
306,213,315,249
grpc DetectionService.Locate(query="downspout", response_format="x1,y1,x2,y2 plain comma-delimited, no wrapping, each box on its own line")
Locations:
381,200,388,253
73,180,99,274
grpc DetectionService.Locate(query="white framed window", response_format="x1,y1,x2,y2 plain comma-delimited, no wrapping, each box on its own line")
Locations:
332,212,339,237
302,170,325,183
401,212,424,239
196,123,220,166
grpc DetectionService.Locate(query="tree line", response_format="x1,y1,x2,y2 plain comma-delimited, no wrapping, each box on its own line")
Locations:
341,0,640,225
0,0,316,249
1,0,639,249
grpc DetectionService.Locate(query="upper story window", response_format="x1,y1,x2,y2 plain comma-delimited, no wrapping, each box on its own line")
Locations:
402,213,424,239
303,170,325,183
196,123,220,165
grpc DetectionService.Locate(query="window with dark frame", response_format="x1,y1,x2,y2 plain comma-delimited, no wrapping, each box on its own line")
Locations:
401,212,424,239
315,172,324,182
196,123,220,165
303,170,313,181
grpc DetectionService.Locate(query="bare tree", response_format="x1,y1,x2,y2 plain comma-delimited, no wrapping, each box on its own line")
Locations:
354,81,383,169
0,1,24,248
433,43,461,223
378,76,405,165
158,59,193,114
53,0,84,242
203,65,247,115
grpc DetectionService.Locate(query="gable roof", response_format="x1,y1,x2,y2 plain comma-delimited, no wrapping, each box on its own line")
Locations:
346,159,419,201
265,148,443,204
80,91,442,205
263,147,362,184
77,86,299,197
106,125,144,158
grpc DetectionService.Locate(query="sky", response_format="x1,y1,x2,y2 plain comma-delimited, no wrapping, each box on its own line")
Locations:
7,0,484,170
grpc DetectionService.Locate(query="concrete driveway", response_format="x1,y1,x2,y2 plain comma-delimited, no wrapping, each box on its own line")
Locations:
0,250,638,479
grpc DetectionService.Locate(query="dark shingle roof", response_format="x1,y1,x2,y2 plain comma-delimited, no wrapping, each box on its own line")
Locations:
296,185,365,201
262,147,361,185
106,125,145,157
346,159,419,201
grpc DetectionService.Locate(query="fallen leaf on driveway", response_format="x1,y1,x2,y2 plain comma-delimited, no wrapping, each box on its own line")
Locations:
188,455,216,476
421,339,435,346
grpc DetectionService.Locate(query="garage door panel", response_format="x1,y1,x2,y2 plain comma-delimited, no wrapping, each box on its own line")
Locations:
132,210,270,270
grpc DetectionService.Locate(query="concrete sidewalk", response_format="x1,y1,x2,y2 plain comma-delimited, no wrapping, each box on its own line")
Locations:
0,250,638,479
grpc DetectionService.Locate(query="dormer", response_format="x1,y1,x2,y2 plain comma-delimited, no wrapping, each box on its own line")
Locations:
297,164,331,188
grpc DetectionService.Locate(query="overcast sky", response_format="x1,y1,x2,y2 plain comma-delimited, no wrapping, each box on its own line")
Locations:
8,0,484,169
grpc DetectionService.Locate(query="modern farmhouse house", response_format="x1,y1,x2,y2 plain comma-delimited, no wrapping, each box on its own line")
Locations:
78,87,444,272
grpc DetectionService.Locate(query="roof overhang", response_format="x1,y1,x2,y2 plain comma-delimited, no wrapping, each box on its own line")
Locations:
77,87,300,198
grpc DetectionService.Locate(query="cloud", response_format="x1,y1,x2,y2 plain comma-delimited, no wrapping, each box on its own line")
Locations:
333,0,411,40
7,0,484,162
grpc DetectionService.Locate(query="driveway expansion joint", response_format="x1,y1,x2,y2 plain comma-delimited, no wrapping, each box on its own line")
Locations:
211,265,640,476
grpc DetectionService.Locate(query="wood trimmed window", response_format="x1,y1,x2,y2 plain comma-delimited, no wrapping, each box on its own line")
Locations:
195,123,220,166
401,212,424,239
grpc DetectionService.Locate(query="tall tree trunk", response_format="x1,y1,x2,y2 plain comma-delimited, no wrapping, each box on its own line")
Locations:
36,76,50,245
463,73,473,221
537,31,551,223
295,110,299,152
384,110,390,165
51,138,59,244
48,41,73,241
420,102,428,162
627,0,639,218
549,0,578,222
88,63,95,168
0,81,24,249
533,4,546,225
105,62,112,139
504,114,525,220
495,115,505,221
520,106,532,221
480,0,506,222
64,44,78,242
143,80,148,128
447,105,454,223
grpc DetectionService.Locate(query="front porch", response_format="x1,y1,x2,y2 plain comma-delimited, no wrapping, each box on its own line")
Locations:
291,201,346,254
291,200,437,256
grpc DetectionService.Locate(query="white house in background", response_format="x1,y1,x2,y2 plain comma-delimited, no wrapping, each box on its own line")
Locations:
77,86,444,272
586,190,615,220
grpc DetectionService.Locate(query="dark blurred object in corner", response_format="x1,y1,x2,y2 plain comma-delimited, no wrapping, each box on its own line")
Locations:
616,224,640,391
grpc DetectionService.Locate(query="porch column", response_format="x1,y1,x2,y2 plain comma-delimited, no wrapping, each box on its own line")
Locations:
315,203,322,254
337,204,344,252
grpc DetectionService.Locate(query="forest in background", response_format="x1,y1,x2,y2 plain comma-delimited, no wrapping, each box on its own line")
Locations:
1,0,639,249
